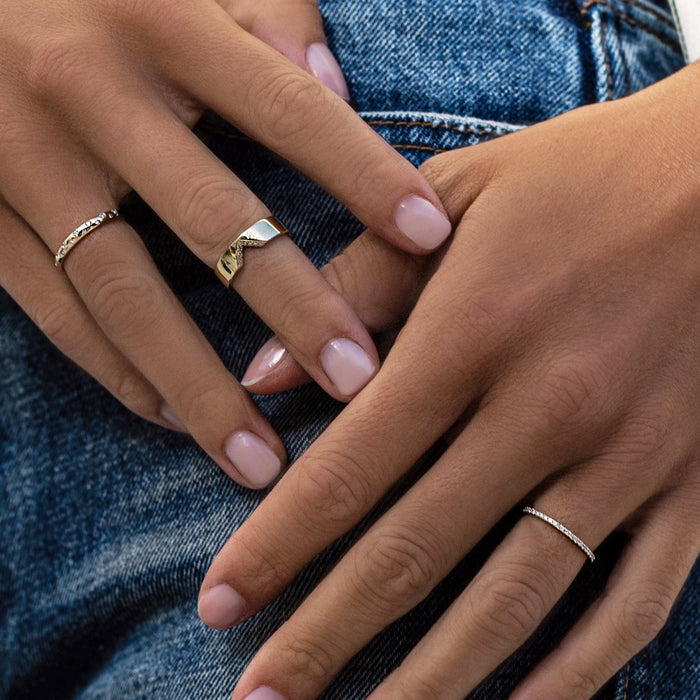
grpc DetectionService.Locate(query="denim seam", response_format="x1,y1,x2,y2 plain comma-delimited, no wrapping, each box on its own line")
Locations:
599,10,615,101
581,1,682,52
617,0,675,28
197,120,503,143
622,661,631,700
365,119,501,137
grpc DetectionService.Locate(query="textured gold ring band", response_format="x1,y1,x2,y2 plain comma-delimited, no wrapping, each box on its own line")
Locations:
216,216,288,288
55,209,120,268
523,506,596,563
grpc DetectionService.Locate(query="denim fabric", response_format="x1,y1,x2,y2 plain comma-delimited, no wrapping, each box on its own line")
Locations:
0,1,694,699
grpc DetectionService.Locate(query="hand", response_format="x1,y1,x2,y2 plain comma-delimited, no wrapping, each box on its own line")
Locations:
198,62,700,698
0,0,452,489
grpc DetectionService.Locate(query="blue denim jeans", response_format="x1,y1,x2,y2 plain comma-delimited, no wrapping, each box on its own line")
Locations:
1,1,695,698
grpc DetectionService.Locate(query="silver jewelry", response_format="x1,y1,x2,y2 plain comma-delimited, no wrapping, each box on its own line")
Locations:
522,506,595,563
55,209,120,267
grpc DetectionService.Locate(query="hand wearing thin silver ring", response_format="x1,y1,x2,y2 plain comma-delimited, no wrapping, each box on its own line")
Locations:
199,64,700,700
0,0,453,489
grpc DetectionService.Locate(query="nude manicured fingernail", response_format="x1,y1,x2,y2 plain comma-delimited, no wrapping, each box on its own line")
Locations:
241,337,287,387
243,688,286,700
395,194,452,250
198,584,247,629
224,431,281,488
320,338,375,396
306,43,350,100
160,403,187,432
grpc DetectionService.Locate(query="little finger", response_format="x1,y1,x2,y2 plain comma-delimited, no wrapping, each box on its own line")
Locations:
0,205,173,429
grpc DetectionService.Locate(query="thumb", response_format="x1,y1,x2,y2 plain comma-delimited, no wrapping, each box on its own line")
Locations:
221,0,349,99
242,232,429,394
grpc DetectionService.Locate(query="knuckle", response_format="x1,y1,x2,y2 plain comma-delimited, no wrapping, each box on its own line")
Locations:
354,526,441,613
468,567,549,646
175,173,258,261
177,383,224,428
397,674,452,700
561,666,601,699
295,449,372,526
112,0,169,29
234,534,290,600
109,369,157,419
419,149,491,216
275,635,335,686
32,300,74,345
408,287,503,385
320,254,361,305
87,265,164,342
531,354,604,435
274,284,329,335
619,586,674,647
418,151,454,189
253,70,332,145
615,411,674,465
25,38,90,100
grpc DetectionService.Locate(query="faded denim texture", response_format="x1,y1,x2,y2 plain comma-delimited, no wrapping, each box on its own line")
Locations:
1,1,695,698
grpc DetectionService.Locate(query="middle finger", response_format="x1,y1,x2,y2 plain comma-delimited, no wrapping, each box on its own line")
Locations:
45,73,381,401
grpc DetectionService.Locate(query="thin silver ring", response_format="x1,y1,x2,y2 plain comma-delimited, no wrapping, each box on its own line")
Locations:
522,506,595,563
55,209,120,267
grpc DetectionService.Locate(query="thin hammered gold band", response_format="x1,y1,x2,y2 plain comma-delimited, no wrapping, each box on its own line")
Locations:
215,216,288,288
54,209,120,267
523,506,596,563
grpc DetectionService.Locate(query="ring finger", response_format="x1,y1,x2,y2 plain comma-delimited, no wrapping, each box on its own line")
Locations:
0,203,176,429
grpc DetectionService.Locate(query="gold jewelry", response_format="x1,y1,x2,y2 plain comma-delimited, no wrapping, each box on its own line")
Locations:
522,506,595,563
215,216,288,287
55,209,120,267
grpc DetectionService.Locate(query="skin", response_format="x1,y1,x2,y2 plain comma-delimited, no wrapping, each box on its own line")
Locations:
200,61,700,699
0,0,450,488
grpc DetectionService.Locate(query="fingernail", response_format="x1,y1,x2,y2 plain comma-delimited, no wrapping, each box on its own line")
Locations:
306,43,350,100
160,402,187,432
395,195,452,250
241,337,287,387
224,431,281,488
243,688,286,700
320,338,375,396
198,584,248,629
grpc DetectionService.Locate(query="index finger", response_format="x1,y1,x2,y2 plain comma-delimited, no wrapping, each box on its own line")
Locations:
152,1,453,252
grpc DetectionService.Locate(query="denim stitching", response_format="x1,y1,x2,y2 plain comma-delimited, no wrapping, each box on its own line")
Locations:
600,10,615,100
617,0,674,28
366,119,501,137
581,1,682,52
197,120,505,142
622,661,631,700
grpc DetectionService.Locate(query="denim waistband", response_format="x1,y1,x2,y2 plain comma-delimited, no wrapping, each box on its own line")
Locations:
322,0,682,123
